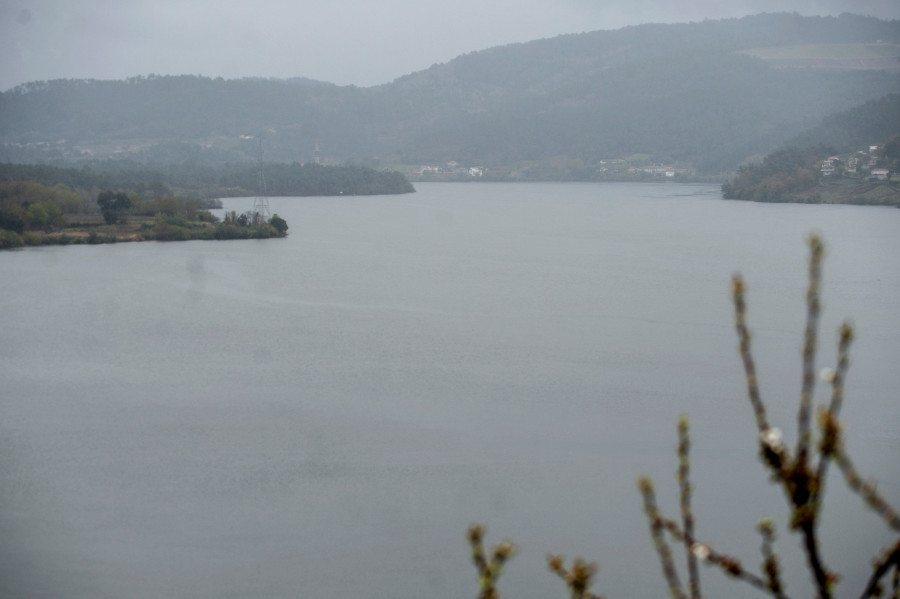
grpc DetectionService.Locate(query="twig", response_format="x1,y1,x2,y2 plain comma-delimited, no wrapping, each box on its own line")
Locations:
758,518,787,599
892,559,899,599
732,274,769,433
893,562,900,599
860,539,900,599
813,321,854,508
833,451,900,531
734,237,834,599
797,233,823,468
639,477,688,599
798,518,833,599
547,554,605,599
659,517,791,598
677,416,702,599
825,321,854,421
467,524,516,599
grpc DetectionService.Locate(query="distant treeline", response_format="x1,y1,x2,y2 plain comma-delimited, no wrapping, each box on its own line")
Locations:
0,161,415,200
0,162,175,201
219,163,415,196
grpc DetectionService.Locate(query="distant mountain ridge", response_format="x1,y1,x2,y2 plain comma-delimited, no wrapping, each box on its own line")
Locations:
2,13,899,176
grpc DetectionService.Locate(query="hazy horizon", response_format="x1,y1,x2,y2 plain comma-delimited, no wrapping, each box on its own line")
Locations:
2,0,900,92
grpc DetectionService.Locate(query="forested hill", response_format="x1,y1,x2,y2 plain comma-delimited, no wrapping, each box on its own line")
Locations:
722,94,900,204
2,13,900,176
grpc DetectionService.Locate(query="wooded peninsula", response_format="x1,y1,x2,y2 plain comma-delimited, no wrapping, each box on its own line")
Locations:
722,94,900,206
0,162,415,249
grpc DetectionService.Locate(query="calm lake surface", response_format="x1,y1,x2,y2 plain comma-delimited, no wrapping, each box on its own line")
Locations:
2,182,898,599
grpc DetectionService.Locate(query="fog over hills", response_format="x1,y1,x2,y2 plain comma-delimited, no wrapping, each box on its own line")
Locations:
2,13,899,176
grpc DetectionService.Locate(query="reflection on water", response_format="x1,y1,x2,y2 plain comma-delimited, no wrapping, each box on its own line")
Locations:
1,183,899,599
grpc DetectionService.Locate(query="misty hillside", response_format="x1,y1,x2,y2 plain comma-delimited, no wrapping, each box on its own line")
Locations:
785,93,900,149
1,12,899,175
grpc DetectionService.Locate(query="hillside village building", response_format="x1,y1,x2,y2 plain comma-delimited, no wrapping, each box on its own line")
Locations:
818,146,892,180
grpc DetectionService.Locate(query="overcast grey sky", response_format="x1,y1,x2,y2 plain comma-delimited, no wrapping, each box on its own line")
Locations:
2,0,899,91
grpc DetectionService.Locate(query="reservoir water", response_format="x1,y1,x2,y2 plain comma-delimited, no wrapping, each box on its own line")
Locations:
2,182,898,599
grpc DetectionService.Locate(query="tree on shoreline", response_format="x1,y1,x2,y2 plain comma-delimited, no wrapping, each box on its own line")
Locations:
268,213,288,235
96,190,133,225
